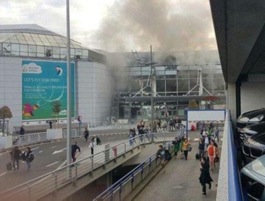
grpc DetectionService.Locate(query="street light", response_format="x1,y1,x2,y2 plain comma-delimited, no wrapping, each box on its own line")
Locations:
66,0,72,165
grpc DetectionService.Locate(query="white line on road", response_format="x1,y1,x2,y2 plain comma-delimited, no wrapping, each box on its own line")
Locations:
45,161,59,168
32,147,40,151
51,146,57,149
0,172,7,177
39,150,43,153
52,148,66,155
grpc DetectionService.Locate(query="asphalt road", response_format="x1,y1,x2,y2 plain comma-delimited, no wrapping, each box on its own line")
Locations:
0,129,180,192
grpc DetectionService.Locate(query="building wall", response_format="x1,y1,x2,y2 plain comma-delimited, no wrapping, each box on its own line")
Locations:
241,74,265,113
0,57,113,132
0,57,23,132
77,61,114,127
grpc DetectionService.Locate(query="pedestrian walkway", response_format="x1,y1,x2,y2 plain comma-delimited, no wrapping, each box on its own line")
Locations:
134,133,221,201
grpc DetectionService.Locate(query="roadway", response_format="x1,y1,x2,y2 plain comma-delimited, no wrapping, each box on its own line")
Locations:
0,129,130,192
0,128,179,192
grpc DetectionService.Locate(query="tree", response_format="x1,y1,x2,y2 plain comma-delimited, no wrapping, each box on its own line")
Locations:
51,101,61,128
0,106,13,135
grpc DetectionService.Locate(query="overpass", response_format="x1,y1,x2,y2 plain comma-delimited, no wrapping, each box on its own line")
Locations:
0,133,180,201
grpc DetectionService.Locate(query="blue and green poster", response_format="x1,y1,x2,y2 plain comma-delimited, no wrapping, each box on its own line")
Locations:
22,60,75,120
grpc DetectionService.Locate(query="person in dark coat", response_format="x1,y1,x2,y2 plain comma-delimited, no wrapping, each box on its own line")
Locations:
199,156,213,195
10,146,22,170
83,128,89,142
71,142,81,162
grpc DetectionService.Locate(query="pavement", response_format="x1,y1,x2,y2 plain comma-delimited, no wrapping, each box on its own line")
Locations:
134,132,221,201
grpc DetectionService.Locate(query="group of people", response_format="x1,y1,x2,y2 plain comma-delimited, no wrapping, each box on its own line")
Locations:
9,146,34,171
71,129,102,162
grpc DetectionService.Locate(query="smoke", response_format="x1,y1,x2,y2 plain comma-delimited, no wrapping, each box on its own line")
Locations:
93,0,216,52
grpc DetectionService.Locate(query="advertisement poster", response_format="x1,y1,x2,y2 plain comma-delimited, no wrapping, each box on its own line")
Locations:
22,60,75,120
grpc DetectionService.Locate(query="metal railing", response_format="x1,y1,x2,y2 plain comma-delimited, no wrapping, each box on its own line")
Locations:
93,144,173,201
11,128,128,147
216,110,243,201
0,133,173,201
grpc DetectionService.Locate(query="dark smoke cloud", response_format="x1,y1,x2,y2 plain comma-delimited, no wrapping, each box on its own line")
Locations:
93,0,216,52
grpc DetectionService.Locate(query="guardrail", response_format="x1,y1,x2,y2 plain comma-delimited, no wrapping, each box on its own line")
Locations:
0,133,173,201
217,110,243,201
11,128,128,147
93,145,173,201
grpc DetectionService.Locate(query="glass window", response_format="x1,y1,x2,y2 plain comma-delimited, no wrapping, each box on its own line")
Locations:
52,47,60,58
82,49,88,58
165,79,176,93
3,43,11,54
37,46,44,57
10,44,19,55
29,45,37,57
156,80,165,93
60,47,67,58
20,44,28,56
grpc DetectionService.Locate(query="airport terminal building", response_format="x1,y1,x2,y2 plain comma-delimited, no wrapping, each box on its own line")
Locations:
0,24,226,133
0,24,114,132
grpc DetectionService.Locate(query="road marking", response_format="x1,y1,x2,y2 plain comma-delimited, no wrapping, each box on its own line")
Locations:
193,138,200,141
52,148,66,155
45,161,59,168
32,147,40,151
51,146,57,149
39,150,43,153
0,172,7,177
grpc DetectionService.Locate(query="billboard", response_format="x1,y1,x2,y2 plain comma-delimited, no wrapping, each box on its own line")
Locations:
22,60,75,120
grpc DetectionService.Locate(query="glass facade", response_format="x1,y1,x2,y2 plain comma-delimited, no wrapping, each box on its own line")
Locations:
0,31,106,64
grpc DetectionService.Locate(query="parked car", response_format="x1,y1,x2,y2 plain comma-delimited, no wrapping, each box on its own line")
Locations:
238,122,265,143
237,108,265,129
242,132,265,164
241,154,265,201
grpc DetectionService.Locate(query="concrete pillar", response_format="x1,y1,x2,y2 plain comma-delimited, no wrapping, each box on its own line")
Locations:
226,83,237,123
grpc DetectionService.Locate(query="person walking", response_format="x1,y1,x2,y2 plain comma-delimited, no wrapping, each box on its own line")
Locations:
10,146,22,170
89,140,95,156
199,156,213,195
172,137,182,159
71,142,81,162
207,139,216,170
24,147,34,171
83,128,89,142
214,127,220,143
198,137,205,159
19,125,25,141
182,138,190,160
156,145,166,168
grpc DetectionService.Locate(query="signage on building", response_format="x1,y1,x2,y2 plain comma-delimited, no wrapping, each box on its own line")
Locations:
22,60,75,120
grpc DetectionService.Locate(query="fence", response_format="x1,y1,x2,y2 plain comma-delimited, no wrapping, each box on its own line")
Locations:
93,145,173,201
0,133,174,201
216,110,243,201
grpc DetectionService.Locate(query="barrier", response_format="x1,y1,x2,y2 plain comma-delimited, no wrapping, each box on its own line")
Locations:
216,110,243,201
0,133,174,200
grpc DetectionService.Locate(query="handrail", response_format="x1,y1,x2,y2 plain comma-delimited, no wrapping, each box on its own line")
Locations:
226,110,244,201
0,133,172,200
93,142,174,201
208,109,245,201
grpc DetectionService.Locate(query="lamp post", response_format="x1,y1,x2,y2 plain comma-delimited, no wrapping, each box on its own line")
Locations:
66,0,72,165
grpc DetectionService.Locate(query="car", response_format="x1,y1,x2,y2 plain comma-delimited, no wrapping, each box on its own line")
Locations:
241,154,265,201
237,108,265,129
242,132,265,164
238,122,265,142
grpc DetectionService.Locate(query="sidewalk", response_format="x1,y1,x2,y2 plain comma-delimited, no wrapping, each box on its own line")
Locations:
134,133,221,201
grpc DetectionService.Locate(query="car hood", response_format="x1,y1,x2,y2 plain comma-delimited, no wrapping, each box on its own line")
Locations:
241,122,265,135
239,108,265,119
247,133,265,146
241,155,265,184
